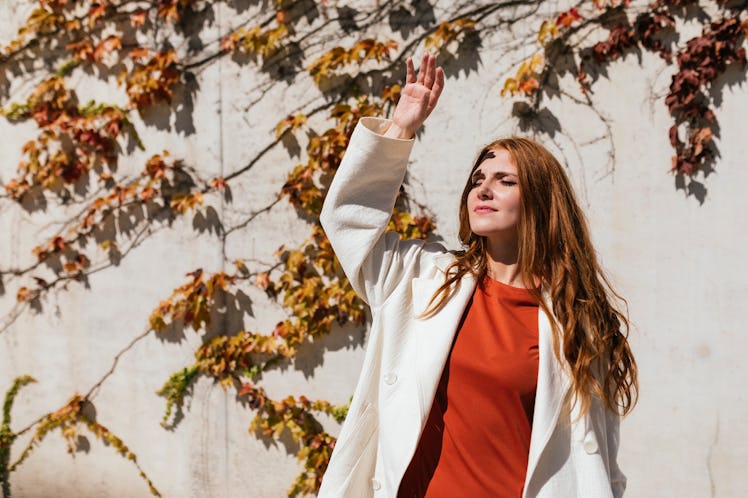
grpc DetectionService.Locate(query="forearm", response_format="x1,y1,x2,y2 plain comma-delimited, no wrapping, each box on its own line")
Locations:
320,117,415,305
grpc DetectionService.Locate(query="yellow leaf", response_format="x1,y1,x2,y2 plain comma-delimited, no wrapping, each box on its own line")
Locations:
530,53,544,71
501,78,519,97
537,20,559,45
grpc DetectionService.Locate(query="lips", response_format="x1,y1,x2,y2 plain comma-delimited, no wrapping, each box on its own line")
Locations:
474,206,497,213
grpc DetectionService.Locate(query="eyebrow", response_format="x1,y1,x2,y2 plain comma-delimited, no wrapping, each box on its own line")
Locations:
471,169,517,180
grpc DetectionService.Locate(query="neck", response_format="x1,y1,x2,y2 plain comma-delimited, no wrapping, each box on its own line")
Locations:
484,236,524,287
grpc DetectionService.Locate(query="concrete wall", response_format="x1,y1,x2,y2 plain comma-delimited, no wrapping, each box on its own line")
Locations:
1,1,746,496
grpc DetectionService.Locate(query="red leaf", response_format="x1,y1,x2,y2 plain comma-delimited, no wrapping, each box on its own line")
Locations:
556,8,582,29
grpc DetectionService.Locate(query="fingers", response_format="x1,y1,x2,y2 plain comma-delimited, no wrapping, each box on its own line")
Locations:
424,54,436,88
428,67,445,109
414,52,440,90
406,57,416,85
416,52,428,85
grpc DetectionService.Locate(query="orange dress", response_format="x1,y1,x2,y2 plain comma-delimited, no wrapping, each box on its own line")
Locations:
397,276,540,498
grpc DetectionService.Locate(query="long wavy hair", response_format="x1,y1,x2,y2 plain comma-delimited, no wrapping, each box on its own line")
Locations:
422,137,638,416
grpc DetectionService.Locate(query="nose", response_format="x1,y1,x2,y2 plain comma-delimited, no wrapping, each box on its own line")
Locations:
477,184,492,200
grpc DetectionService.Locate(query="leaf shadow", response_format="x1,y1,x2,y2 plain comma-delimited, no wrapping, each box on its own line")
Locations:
437,29,483,79
336,6,360,34
192,205,225,236
291,322,366,379
708,63,746,109
388,0,436,39
511,102,562,138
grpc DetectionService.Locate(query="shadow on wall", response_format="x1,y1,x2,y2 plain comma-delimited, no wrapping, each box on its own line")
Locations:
389,0,437,39
291,321,367,378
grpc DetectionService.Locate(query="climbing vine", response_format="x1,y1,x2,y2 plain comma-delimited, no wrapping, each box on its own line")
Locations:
0,0,745,496
502,0,747,196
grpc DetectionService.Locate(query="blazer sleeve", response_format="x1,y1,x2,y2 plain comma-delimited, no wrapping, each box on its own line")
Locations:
320,116,431,308
606,408,627,497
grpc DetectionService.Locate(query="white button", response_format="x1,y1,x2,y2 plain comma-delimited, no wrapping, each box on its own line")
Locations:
384,373,397,385
583,437,598,454
371,478,381,490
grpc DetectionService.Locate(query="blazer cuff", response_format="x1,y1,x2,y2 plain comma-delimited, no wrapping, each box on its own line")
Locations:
348,117,415,160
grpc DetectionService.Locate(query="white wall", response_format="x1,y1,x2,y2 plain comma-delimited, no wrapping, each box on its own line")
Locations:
1,1,746,496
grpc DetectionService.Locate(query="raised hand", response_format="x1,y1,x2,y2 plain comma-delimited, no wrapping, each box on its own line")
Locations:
385,53,444,139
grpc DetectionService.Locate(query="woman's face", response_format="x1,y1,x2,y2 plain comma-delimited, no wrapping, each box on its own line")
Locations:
466,147,521,241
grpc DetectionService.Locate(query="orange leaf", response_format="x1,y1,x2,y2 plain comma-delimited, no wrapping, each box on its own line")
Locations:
210,177,227,190
519,77,540,94
93,34,122,62
256,272,271,290
128,47,150,61
221,35,236,52
17,287,31,302
131,10,147,27
88,4,106,27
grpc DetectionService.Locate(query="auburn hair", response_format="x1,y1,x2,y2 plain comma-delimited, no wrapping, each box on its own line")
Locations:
422,137,638,416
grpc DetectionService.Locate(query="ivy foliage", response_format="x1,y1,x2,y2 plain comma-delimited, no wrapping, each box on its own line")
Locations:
1,376,35,498
0,0,745,496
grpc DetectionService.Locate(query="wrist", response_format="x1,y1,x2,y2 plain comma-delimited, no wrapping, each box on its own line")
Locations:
383,122,415,140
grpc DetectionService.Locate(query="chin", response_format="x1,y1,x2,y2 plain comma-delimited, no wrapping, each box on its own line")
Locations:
469,225,518,240
470,224,507,236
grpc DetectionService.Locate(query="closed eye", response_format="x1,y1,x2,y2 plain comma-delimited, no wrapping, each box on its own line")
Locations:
470,170,516,188
470,172,484,188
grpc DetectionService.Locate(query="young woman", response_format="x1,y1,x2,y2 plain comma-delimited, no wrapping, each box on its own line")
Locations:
318,53,637,498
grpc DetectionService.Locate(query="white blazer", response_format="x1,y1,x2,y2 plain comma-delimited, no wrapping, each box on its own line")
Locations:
318,117,626,498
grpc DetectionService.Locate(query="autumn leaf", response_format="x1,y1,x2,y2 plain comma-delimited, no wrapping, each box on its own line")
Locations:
131,10,147,27
88,3,107,27
256,272,271,290
424,18,476,51
381,84,401,104
556,8,582,29
501,78,518,97
128,47,150,61
275,113,307,139
93,34,122,63
16,287,31,302
170,192,204,213
501,53,543,97
67,38,94,62
210,177,227,190
537,20,558,44
308,39,398,84
222,24,288,58
519,77,540,94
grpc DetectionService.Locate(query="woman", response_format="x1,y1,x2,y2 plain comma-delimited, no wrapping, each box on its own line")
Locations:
318,53,637,498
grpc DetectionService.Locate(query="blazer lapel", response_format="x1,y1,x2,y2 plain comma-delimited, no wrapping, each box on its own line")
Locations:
410,273,477,419
524,292,572,493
